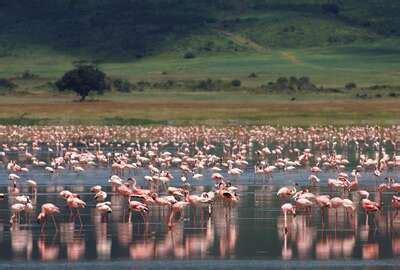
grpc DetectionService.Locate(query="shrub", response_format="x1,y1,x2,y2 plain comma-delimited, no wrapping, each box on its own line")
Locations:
20,70,37,80
262,76,317,91
194,79,222,91
113,79,133,93
0,78,17,91
322,3,340,15
231,79,241,87
356,93,368,99
183,51,195,59
276,77,289,90
248,72,257,78
345,82,357,90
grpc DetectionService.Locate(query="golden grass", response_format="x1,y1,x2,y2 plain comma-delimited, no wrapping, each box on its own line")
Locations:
0,93,399,125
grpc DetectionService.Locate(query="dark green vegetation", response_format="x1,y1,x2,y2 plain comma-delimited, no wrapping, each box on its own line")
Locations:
1,0,400,59
1,0,400,88
56,64,107,101
1,1,400,125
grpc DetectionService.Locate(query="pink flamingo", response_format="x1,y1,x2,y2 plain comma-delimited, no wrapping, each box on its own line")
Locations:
391,195,400,222
362,198,381,226
330,197,344,224
277,186,297,200
281,203,296,234
167,201,190,228
66,195,86,226
37,203,60,232
316,195,331,223
96,202,112,222
128,198,149,224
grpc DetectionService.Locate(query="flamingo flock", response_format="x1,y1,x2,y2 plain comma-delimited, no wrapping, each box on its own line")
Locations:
0,125,400,260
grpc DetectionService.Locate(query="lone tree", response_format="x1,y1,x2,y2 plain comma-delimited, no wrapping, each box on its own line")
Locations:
56,64,107,101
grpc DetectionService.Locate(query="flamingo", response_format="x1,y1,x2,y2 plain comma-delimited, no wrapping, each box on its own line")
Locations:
211,173,224,182
391,195,400,221
167,201,190,228
128,199,149,224
10,203,26,225
308,175,320,186
37,203,60,232
277,186,297,200
66,195,86,226
342,199,356,218
96,202,112,222
94,190,107,202
281,203,296,234
316,195,331,219
90,185,102,193
361,198,381,226
330,197,344,225
26,180,37,197
295,198,313,214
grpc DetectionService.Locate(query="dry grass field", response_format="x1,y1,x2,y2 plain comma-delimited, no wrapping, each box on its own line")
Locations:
1,93,399,126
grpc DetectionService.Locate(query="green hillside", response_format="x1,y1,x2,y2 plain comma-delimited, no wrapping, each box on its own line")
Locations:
1,0,400,90
1,1,400,58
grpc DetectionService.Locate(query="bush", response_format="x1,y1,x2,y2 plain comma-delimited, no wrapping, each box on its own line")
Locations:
262,76,317,92
183,51,195,59
389,92,398,97
276,77,289,90
356,93,368,99
135,81,150,92
194,78,222,91
113,79,133,93
20,70,37,80
0,78,17,91
231,79,241,87
321,3,340,15
345,82,357,90
248,72,257,78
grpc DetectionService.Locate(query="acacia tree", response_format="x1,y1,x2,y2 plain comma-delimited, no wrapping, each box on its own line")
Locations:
56,64,107,101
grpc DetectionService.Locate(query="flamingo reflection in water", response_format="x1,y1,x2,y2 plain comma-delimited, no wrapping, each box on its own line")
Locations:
37,234,59,261
2,125,400,261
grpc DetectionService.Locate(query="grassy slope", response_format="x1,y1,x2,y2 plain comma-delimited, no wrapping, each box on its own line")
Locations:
1,1,400,126
1,1,400,88
2,40,400,88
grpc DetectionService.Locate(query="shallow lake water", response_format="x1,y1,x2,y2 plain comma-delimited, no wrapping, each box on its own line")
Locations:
0,138,400,269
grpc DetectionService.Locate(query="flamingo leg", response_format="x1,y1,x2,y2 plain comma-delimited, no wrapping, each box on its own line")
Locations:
69,208,73,222
284,212,288,234
77,209,83,227
139,212,145,223
168,210,175,228
373,213,378,227
42,215,47,232
51,215,58,231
